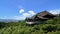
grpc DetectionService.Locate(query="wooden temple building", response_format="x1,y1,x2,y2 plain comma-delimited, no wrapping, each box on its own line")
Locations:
25,10,57,25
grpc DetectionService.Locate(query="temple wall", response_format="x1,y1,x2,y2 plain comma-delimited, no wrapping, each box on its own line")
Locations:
26,21,41,25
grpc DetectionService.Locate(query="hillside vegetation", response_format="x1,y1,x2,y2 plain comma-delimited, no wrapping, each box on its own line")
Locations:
0,15,60,34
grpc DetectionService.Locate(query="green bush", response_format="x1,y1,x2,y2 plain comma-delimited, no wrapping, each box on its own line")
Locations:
0,18,60,34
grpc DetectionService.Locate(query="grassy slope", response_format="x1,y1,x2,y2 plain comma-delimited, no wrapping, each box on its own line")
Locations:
0,18,60,34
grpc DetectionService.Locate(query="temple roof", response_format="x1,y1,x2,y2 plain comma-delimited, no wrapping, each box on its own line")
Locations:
26,10,57,20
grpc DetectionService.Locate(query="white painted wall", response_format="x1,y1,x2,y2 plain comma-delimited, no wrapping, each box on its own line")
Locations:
26,21,41,24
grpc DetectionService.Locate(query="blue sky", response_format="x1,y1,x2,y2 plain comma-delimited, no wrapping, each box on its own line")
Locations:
0,0,60,20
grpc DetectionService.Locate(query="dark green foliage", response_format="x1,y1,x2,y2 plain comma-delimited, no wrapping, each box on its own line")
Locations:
44,18,60,24
42,24,57,33
0,18,60,34
0,22,7,29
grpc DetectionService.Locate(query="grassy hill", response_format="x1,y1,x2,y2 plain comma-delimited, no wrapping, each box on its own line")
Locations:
0,17,60,34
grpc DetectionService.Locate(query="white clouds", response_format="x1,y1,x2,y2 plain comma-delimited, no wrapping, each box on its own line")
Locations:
1,9,36,20
29,10,36,15
14,9,60,20
20,10,36,20
13,11,36,20
2,9,60,20
49,9,60,15
13,9,36,20
22,10,36,18
23,10,36,17
22,13,31,17
19,9,24,13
